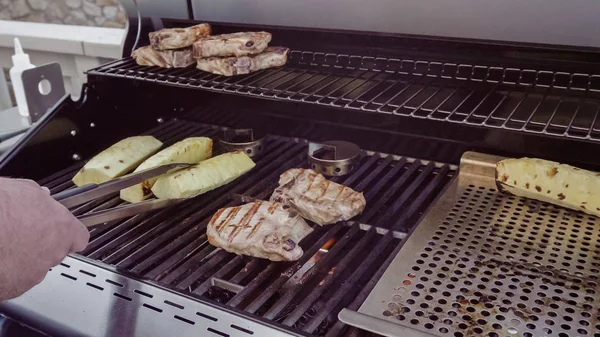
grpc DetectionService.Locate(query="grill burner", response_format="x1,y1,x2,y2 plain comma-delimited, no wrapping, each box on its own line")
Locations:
33,115,454,336
219,128,265,157
308,141,362,177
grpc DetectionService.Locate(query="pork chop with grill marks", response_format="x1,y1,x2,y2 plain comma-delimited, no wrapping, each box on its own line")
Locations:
196,47,289,76
193,31,272,58
132,45,194,68
270,168,366,226
207,201,313,261
149,23,211,50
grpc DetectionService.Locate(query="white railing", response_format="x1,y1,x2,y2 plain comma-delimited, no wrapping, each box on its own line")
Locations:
0,20,125,110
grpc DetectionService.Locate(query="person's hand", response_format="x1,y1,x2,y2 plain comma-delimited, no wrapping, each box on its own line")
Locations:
0,178,89,301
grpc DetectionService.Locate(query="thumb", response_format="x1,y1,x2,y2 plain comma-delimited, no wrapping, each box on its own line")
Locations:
69,220,90,253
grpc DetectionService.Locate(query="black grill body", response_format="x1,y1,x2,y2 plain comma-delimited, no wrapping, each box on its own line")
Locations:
1,20,600,337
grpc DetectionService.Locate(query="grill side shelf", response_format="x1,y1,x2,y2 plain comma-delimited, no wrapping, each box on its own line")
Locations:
87,50,600,144
348,151,600,337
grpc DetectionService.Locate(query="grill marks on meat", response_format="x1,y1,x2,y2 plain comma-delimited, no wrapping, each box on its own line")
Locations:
149,24,211,50
207,201,313,261
196,47,289,76
131,46,194,68
193,31,272,58
270,168,366,226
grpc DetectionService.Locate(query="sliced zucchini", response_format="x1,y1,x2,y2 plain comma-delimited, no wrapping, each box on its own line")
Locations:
152,151,255,199
120,137,213,203
72,136,162,186
497,157,600,217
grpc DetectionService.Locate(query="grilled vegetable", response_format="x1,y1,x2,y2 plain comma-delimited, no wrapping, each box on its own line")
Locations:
496,157,600,217
151,151,255,199
207,201,313,261
120,137,213,203
72,136,162,186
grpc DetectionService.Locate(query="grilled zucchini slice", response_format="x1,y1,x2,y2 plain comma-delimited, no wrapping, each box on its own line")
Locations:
120,137,213,203
496,157,600,217
152,151,255,199
72,136,162,186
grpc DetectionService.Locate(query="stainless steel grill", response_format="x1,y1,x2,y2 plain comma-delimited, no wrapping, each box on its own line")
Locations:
4,10,600,337
32,115,454,336
87,51,600,142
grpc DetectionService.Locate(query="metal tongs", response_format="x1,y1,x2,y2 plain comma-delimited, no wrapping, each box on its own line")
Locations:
52,163,191,228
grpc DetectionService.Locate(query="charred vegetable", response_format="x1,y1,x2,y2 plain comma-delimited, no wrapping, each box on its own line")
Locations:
120,137,213,203
151,151,255,199
496,157,600,217
72,136,162,186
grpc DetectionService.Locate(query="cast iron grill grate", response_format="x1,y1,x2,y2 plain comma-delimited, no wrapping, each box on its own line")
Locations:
38,117,455,336
87,50,600,143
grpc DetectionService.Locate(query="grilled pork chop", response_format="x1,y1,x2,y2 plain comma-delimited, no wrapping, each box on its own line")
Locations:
207,201,313,261
149,23,211,50
192,31,272,58
196,47,289,76
131,45,194,68
270,168,366,225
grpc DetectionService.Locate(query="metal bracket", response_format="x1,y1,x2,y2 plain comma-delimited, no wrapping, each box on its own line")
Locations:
21,63,66,124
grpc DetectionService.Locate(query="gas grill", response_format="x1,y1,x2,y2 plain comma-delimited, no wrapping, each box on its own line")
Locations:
1,1,600,336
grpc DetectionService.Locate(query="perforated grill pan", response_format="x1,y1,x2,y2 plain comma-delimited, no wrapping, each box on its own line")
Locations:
340,151,600,337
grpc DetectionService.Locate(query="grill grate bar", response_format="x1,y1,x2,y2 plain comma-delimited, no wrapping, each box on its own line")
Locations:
300,231,396,333
144,234,211,281
229,258,265,285
226,225,343,308
39,163,83,189
273,226,378,323
372,161,435,226
163,243,217,285
391,164,452,231
323,232,407,337
361,157,407,202
175,250,233,290
192,256,245,296
250,225,363,316
352,155,393,192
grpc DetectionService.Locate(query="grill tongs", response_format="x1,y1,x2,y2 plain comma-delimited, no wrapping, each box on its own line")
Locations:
52,163,191,228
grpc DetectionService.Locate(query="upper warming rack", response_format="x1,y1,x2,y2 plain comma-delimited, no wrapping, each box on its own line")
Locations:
87,50,600,143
